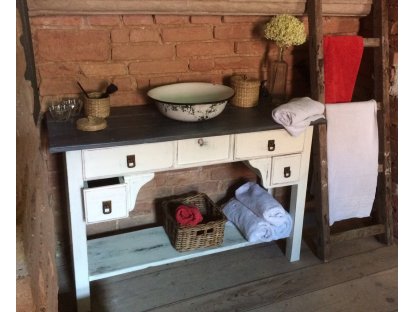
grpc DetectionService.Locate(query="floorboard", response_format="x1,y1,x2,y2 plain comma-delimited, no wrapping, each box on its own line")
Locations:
81,237,397,312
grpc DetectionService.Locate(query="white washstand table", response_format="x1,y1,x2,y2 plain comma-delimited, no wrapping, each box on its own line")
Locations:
46,104,322,312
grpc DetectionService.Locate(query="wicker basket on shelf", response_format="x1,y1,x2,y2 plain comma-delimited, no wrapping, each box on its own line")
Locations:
83,92,110,118
230,75,261,108
162,193,226,252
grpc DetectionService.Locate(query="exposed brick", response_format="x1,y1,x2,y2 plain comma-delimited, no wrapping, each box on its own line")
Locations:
30,16,84,26
118,214,156,230
123,15,154,25
191,16,222,24
36,30,110,61
80,63,127,76
178,73,223,84
129,59,188,74
214,56,261,70
222,16,269,24
86,220,117,236
155,15,189,24
110,91,148,106
214,24,258,39
130,28,160,42
111,29,130,43
112,44,174,60
210,162,257,180
76,78,109,93
112,76,137,91
162,26,213,42
87,15,121,26
38,63,80,79
149,76,178,88
235,41,268,55
322,17,360,35
39,78,79,96
189,58,215,72
176,41,233,57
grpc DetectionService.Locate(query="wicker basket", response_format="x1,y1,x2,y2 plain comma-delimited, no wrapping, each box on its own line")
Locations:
230,75,260,108
83,92,110,118
162,193,226,252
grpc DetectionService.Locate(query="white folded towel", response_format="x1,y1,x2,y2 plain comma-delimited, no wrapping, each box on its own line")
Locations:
326,100,379,225
223,198,276,242
235,182,292,231
272,97,325,136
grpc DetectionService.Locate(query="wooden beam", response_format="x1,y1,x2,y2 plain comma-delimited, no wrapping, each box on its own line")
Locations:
26,0,372,17
330,224,385,243
364,38,380,47
373,0,394,246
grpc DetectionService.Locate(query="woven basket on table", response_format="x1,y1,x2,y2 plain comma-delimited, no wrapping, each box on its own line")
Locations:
83,92,110,118
162,193,226,252
230,75,261,108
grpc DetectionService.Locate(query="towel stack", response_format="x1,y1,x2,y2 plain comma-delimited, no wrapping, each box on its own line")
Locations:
271,97,325,136
223,182,293,242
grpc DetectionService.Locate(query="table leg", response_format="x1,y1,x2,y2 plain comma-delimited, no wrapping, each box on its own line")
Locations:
65,151,91,312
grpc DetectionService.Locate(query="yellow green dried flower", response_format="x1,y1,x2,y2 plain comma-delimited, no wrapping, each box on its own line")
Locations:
264,14,306,48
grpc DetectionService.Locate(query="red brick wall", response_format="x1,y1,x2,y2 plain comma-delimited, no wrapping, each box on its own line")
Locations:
29,14,361,235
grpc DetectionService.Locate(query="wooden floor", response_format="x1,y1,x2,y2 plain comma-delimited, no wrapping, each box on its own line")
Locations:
59,234,397,312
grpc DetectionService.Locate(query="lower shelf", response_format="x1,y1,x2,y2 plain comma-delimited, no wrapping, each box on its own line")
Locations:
88,221,256,281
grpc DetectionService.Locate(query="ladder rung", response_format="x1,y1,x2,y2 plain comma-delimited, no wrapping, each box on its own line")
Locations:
364,38,380,47
330,224,385,243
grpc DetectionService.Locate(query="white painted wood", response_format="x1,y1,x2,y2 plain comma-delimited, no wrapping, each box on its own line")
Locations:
81,142,175,179
124,173,155,212
65,151,91,312
285,127,314,262
63,126,315,310
234,129,305,160
88,222,257,281
246,158,272,188
176,135,232,165
271,154,302,185
83,181,128,224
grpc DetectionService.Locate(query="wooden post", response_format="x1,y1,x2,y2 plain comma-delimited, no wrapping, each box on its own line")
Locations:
373,0,394,245
308,0,331,261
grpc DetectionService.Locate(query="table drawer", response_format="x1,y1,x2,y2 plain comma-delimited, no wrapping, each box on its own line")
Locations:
82,142,174,179
271,154,302,185
83,177,128,224
177,135,231,165
234,129,305,159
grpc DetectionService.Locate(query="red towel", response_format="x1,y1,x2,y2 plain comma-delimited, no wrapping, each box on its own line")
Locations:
324,36,364,104
175,204,203,226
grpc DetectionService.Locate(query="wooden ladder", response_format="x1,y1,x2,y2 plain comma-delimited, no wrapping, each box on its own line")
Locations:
307,0,394,261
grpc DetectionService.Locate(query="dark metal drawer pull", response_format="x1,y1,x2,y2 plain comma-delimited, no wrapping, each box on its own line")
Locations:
127,155,136,168
268,139,275,151
102,201,112,214
284,166,291,178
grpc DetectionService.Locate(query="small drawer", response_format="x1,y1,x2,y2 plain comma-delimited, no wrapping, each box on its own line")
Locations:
271,154,302,185
83,177,128,224
177,135,231,166
234,129,305,159
82,142,174,179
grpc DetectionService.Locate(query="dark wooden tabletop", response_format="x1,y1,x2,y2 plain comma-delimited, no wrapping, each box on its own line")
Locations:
46,102,325,153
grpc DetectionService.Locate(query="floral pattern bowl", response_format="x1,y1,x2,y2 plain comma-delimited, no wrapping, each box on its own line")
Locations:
147,82,235,122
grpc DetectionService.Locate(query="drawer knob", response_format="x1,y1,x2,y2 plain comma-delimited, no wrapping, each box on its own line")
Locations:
197,138,205,146
127,155,136,168
268,139,275,151
284,166,291,178
102,201,112,214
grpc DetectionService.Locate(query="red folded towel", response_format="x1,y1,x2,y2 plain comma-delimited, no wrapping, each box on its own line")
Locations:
175,204,203,226
324,36,364,104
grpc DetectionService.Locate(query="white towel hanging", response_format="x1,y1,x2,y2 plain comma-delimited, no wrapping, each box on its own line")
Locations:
326,100,379,225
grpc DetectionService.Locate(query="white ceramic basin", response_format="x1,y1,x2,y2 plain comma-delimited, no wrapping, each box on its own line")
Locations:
147,82,235,122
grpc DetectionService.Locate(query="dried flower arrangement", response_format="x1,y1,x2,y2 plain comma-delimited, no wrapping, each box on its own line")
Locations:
264,14,306,60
